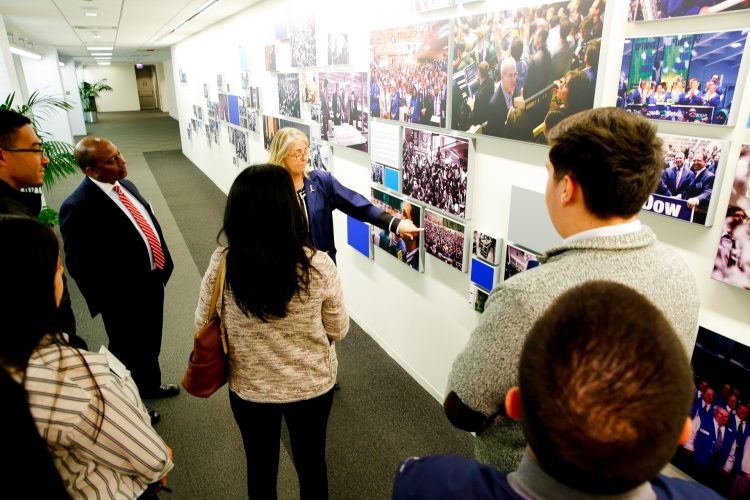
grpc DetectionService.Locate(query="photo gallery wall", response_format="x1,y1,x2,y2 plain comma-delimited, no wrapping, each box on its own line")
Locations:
185,0,750,308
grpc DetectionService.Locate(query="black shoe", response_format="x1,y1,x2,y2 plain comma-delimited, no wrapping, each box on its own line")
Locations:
334,382,341,391
147,407,161,425
142,383,180,399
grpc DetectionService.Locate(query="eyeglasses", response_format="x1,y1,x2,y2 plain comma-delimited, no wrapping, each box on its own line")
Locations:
289,147,310,160
4,147,46,156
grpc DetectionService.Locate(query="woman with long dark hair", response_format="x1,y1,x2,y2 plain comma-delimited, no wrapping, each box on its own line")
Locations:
0,216,172,499
195,164,349,499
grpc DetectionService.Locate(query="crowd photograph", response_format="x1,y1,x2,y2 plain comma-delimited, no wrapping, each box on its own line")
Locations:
504,242,539,280
629,0,750,21
371,188,422,271
277,72,301,119
450,1,602,143
619,30,746,126
424,210,467,271
290,14,317,67
402,127,470,219
651,134,722,225
318,71,369,151
713,144,750,291
369,21,450,128
472,230,499,264
672,326,750,498
328,32,349,65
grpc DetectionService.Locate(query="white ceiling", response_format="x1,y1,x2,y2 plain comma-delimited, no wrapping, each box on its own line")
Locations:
0,0,262,64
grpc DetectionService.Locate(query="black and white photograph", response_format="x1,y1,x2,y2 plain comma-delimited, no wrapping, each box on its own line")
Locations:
241,70,250,91
228,126,248,163
179,68,187,84
504,242,540,281
277,73,301,119
370,21,449,127
310,104,321,122
301,72,319,104
402,127,470,218
372,162,384,184
629,0,750,21
218,93,229,122
290,14,316,68
217,74,224,91
645,133,724,225
319,71,369,152
451,2,604,143
203,83,209,98
247,110,258,132
251,87,260,109
672,326,750,498
472,230,499,265
328,32,349,65
619,31,747,126
310,141,332,172
265,44,276,71
239,100,249,129
371,187,422,272
468,283,489,313
712,144,750,291
424,209,467,271
263,115,280,150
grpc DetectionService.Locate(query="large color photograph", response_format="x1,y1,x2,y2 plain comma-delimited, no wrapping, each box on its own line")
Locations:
319,71,369,152
619,30,748,126
643,133,723,225
451,2,603,143
424,210,467,271
370,21,450,127
402,127,470,218
673,326,750,499
629,0,750,22
712,144,750,291
371,188,422,271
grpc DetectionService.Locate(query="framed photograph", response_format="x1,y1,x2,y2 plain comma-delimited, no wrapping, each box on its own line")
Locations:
265,45,277,71
228,126,248,163
712,144,750,291
347,215,372,258
424,209,468,272
504,242,541,281
672,326,750,497
203,83,209,98
372,162,385,185
472,230,500,265
370,20,449,127
179,68,187,84
310,141,332,172
619,31,747,126
450,2,605,144
290,14,316,67
275,22,289,41
468,283,490,313
318,71,369,152
263,115,281,150
370,120,401,169
643,133,725,225
402,127,471,218
629,0,750,21
301,72,320,104
328,32,349,65
470,257,499,291
218,93,229,122
277,73,301,119
371,187,423,272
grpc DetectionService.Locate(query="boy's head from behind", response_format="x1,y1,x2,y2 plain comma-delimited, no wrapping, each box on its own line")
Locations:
511,281,692,494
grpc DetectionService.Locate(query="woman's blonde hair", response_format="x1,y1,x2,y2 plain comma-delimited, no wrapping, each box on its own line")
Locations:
268,127,310,168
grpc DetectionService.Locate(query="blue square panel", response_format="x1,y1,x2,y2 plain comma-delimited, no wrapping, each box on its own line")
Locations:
347,215,370,258
470,257,497,291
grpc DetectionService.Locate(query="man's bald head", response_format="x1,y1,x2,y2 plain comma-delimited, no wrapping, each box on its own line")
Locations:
74,136,109,173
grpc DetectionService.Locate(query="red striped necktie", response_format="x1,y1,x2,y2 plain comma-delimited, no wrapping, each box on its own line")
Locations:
113,184,165,270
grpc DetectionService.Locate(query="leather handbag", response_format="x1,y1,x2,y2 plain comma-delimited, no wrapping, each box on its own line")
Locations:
182,250,229,397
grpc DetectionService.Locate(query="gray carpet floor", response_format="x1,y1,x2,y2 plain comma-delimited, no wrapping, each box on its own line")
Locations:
45,111,473,499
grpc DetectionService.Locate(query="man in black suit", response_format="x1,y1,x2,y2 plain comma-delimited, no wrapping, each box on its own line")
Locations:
523,28,552,99
485,57,517,138
656,151,693,197
683,149,715,225
60,136,178,414
471,61,494,126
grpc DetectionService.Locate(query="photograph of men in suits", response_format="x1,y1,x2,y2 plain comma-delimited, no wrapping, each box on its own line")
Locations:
60,136,178,404
684,149,715,224
684,406,737,494
656,151,693,197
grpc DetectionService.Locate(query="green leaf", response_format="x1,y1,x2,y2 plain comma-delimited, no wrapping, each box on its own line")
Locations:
42,141,80,190
38,206,60,227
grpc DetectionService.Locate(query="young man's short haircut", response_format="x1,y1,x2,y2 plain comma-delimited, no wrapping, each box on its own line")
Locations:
547,107,663,219
519,281,692,494
0,109,32,149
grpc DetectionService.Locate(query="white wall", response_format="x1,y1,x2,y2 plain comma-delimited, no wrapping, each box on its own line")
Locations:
18,45,73,144
170,0,750,402
154,62,169,113
59,60,87,136
82,64,140,112
0,14,22,99
163,59,177,120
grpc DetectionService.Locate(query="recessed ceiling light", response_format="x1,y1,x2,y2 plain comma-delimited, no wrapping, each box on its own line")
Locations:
97,62,110,65
88,46,113,51
85,12,98,17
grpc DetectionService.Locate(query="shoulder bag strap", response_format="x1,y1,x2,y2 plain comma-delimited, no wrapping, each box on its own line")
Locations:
206,250,228,323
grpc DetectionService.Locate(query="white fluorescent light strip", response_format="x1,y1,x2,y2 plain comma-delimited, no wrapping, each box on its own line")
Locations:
85,12,98,16
156,0,220,43
97,62,110,65
9,45,41,60
88,46,113,51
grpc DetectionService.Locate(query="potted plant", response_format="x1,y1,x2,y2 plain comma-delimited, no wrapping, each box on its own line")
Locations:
1,91,79,225
79,79,113,123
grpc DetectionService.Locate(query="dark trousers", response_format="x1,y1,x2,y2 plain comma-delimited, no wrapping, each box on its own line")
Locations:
229,389,334,500
100,271,165,395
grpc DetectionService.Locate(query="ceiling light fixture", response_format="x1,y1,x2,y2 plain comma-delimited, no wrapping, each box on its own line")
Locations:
97,62,110,65
9,45,42,60
155,0,221,43
88,46,113,51
58,61,65,67
85,12,98,17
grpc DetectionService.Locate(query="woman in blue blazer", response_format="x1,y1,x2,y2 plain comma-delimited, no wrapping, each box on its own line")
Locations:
268,128,421,263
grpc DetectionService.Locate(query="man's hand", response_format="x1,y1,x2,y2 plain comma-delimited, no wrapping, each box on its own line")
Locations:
397,219,423,240
687,197,700,208
159,446,173,489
